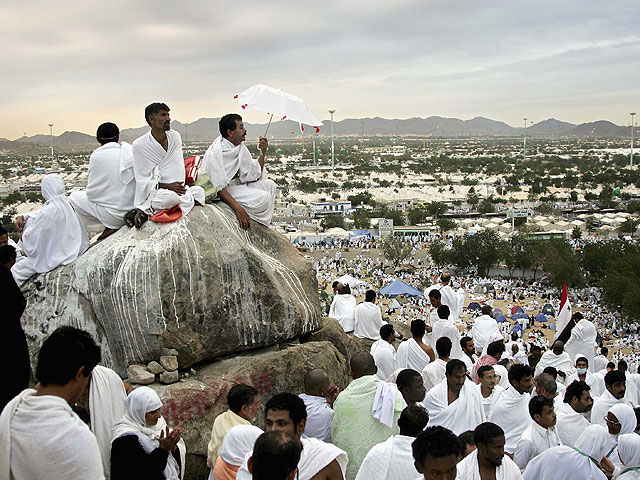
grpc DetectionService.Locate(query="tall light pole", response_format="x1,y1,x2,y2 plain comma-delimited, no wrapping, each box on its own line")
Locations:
24,132,28,163
48,123,54,170
329,110,336,175
312,133,316,166
631,112,636,167
523,118,527,159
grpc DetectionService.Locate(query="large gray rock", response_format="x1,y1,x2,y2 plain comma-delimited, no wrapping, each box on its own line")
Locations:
128,364,155,385
19,205,321,376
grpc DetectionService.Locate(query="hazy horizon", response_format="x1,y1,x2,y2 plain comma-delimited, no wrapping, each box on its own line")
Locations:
2,0,639,139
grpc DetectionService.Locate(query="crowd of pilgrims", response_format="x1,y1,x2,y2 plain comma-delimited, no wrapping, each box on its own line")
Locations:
3,269,640,479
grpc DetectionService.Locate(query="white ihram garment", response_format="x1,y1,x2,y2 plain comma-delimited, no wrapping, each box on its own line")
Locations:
355,435,421,480
514,422,560,471
11,174,89,286
329,294,357,332
534,351,573,382
489,387,532,454
371,339,397,381
299,394,333,443
522,425,610,480
471,315,502,351
69,141,135,230
397,338,431,373
566,370,605,398
591,389,632,428
421,358,447,393
564,320,598,372
203,136,275,225
0,389,104,480
132,130,204,215
89,365,127,479
439,284,465,320
555,402,591,448
423,378,486,435
616,433,640,479
479,383,505,420
432,319,464,360
456,449,522,480
354,302,384,340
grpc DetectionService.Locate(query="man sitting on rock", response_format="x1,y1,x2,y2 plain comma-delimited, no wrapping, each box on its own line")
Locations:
129,102,205,227
299,369,340,443
396,319,435,374
207,384,259,468
203,113,276,229
69,122,136,240
332,352,406,480
237,393,347,480
370,324,397,381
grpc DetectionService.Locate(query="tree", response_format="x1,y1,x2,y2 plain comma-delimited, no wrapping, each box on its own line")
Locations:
499,240,517,278
571,226,582,240
320,214,345,231
465,230,502,276
437,218,456,233
352,210,371,229
426,201,447,218
478,198,496,214
348,191,376,207
538,239,583,288
382,235,412,267
408,208,427,225
569,191,578,202
429,240,448,267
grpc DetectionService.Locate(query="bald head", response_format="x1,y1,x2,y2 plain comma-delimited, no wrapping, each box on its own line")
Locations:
304,369,330,396
552,341,564,355
441,273,451,284
350,352,377,379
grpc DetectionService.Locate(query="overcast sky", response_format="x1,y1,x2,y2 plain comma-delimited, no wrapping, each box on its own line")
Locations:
2,0,639,139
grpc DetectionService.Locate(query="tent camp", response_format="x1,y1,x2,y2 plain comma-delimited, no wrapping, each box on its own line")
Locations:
492,308,503,319
496,314,508,323
387,298,401,310
542,304,555,316
468,302,481,310
380,280,424,298
536,313,548,323
511,306,524,315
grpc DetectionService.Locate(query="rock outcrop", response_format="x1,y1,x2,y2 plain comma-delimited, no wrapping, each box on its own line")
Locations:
20,205,321,376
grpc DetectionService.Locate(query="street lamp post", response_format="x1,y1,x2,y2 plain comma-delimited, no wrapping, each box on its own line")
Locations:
329,110,336,175
523,118,527,159
48,123,54,170
631,113,636,167
312,133,316,166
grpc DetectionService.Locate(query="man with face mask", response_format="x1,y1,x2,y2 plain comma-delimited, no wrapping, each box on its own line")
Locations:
456,422,523,479
514,396,560,471
566,356,604,398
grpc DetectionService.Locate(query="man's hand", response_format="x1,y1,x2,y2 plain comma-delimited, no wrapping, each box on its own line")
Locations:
235,205,251,230
15,215,24,232
325,385,340,407
159,182,186,196
426,325,433,333
158,427,181,452
258,136,268,156
600,457,614,478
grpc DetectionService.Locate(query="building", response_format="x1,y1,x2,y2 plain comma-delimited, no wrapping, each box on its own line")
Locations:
309,199,353,217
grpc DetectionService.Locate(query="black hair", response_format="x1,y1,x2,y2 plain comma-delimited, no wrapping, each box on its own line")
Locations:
446,359,466,376
428,289,441,300
144,102,170,126
227,384,259,414
365,289,376,302
396,369,421,391
487,341,506,357
380,324,395,340
265,393,307,426
473,422,504,445
332,281,339,289
576,356,589,365
460,336,473,349
601,347,609,356
618,360,628,371
35,326,101,386
542,366,558,379
481,305,493,316
96,122,119,144
0,244,16,265
437,305,450,320
412,426,461,465
564,380,591,404
477,365,494,379
458,430,475,449
607,362,616,370
508,364,533,385
219,113,243,138
251,430,301,480
529,395,554,418
339,284,351,295
435,337,452,358
0,226,7,237
398,404,429,436
605,370,626,387
411,319,426,337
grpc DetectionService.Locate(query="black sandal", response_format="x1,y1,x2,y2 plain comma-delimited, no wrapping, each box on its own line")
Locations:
134,209,149,229
124,209,137,228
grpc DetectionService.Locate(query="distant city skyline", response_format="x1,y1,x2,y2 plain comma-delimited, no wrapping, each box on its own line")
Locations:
1,0,638,139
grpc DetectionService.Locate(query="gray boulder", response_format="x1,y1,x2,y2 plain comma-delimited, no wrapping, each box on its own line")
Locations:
128,365,155,385
19,205,321,376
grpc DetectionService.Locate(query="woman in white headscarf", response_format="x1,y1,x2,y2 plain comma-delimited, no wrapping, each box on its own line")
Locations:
110,386,186,480
615,433,640,479
11,174,89,286
523,424,613,480
606,403,638,468
211,425,263,480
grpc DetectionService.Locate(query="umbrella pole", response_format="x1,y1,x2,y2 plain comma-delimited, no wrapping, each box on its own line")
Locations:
264,114,274,137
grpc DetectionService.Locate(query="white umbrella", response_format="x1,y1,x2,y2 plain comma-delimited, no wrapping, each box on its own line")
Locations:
235,84,323,135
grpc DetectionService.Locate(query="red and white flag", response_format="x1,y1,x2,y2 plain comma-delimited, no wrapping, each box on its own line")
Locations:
554,282,572,340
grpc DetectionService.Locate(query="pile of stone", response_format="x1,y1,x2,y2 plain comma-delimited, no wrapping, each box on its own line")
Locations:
127,349,182,385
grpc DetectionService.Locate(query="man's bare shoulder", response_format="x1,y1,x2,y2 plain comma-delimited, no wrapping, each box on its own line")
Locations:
310,459,344,480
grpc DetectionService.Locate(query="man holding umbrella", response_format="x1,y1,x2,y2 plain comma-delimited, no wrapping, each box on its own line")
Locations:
203,114,276,229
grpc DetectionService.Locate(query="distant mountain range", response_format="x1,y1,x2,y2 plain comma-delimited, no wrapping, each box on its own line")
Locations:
1,116,634,149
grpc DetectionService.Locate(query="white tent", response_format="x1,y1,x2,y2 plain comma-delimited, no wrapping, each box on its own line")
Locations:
336,274,367,289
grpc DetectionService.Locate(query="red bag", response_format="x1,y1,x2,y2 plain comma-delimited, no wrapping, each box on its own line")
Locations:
184,155,203,185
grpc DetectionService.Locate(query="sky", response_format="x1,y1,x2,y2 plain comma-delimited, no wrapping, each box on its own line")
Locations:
1,0,639,139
